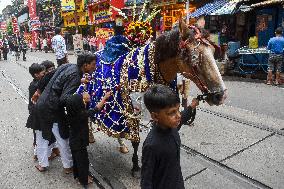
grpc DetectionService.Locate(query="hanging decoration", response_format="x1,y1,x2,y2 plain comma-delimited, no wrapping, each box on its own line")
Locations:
125,1,160,47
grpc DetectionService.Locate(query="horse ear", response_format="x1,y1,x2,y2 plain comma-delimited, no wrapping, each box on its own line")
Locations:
178,18,189,39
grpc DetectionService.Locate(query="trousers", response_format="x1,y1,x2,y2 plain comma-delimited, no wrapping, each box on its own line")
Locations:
36,123,73,168
71,148,89,185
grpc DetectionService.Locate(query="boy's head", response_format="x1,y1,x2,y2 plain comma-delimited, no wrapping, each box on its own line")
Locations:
41,60,55,73
29,63,45,80
275,27,283,36
55,27,61,35
77,52,97,74
144,84,181,129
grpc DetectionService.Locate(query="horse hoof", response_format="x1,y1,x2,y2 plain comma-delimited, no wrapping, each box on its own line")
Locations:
118,146,129,154
131,167,141,179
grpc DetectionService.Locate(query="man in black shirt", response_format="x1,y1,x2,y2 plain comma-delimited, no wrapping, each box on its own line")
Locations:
34,53,97,172
141,84,199,189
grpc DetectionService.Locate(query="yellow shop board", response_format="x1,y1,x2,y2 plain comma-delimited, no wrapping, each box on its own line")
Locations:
61,0,76,11
63,11,87,27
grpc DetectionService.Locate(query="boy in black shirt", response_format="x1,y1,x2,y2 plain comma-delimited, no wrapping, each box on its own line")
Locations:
25,63,46,159
66,91,111,187
141,84,199,189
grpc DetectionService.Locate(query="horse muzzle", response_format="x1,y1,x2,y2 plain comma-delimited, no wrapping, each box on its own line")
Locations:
204,89,227,106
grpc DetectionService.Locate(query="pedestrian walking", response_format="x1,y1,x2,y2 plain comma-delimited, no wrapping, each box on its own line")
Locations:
14,41,20,61
2,42,8,60
267,27,284,85
37,36,42,52
43,37,48,53
52,27,68,67
0,39,3,60
141,84,199,189
21,40,28,61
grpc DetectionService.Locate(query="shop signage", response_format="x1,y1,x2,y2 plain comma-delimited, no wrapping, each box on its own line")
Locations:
94,10,112,21
256,14,268,32
63,12,87,27
61,0,76,11
12,17,19,34
27,0,37,18
0,22,6,32
73,34,83,53
75,0,85,12
29,17,41,31
95,28,114,50
18,13,29,24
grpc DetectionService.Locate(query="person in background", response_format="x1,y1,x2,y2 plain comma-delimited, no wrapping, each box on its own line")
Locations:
14,41,20,61
267,27,284,85
43,37,48,53
52,27,68,67
0,39,3,60
20,40,28,61
141,84,199,189
2,41,8,60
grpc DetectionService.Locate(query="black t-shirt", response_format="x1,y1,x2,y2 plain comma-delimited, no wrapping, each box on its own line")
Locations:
141,107,194,189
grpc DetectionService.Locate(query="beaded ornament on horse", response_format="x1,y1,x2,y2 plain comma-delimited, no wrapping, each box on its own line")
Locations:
76,18,227,177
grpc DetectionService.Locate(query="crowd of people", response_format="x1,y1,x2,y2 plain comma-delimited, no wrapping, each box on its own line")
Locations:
0,36,28,61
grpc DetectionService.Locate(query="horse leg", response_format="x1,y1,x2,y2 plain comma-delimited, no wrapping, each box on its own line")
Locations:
117,137,129,154
131,141,141,178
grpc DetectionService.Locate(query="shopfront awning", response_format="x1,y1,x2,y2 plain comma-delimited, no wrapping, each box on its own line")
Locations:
210,0,242,15
188,0,227,18
239,0,284,12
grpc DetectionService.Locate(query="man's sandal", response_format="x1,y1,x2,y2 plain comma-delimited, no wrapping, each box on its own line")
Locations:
64,167,73,174
35,165,47,172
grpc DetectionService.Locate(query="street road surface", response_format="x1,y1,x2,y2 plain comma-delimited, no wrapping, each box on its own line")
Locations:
0,51,283,189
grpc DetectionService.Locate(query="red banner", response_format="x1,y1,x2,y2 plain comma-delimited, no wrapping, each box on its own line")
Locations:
0,22,6,31
27,0,37,48
12,17,19,34
27,0,37,18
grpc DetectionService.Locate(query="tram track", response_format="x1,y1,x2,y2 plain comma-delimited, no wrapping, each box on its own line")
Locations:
197,107,284,136
6,57,281,188
178,107,283,188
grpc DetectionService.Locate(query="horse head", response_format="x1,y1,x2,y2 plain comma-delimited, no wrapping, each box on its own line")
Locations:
176,20,227,106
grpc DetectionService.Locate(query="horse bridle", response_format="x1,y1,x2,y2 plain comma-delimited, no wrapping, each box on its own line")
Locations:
179,26,209,93
178,25,223,101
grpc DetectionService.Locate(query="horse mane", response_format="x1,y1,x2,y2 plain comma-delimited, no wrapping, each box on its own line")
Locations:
154,29,180,65
153,26,205,65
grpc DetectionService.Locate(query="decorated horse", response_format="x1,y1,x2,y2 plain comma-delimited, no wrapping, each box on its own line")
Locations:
76,15,227,176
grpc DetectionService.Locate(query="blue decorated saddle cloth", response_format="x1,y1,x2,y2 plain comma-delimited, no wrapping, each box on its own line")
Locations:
76,36,156,142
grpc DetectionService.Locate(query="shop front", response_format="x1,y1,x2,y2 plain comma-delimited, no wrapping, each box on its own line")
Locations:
151,0,196,34
236,1,284,75
88,0,124,49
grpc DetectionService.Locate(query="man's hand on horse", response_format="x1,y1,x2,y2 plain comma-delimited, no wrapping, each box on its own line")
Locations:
103,91,112,101
190,98,199,109
82,92,91,105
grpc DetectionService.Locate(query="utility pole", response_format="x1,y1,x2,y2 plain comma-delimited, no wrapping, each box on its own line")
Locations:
186,0,190,25
74,0,79,34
